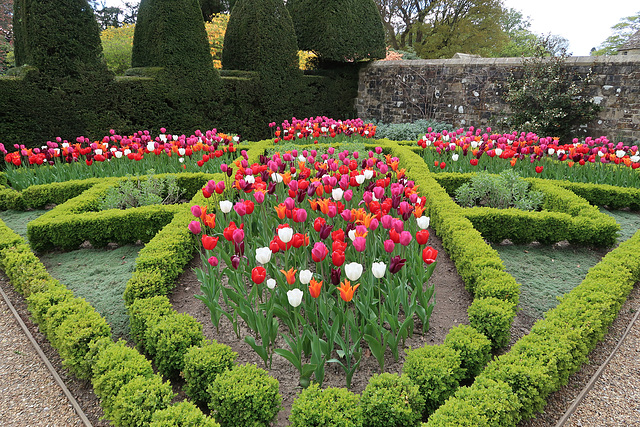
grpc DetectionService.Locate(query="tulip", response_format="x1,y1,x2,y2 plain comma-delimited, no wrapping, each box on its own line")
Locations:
337,280,360,302
219,200,233,214
416,216,430,230
332,187,344,201
422,247,438,264
381,214,393,229
191,205,202,217
188,221,201,234
296,209,308,223
280,268,297,285
344,189,353,201
345,262,363,281
278,226,293,243
208,256,219,267
399,231,412,246
384,239,395,253
371,262,386,279
232,228,245,244
202,234,219,250
309,279,323,298
254,191,265,204
287,288,304,307
353,236,367,252
314,217,326,232
266,278,277,290
255,247,272,264
311,242,329,262
231,255,240,269
332,250,345,267
251,266,267,284
299,269,313,285
416,229,430,245
233,202,247,216
389,256,406,274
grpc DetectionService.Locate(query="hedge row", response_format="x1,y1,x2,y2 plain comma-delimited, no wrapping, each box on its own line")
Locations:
427,227,640,425
430,172,621,247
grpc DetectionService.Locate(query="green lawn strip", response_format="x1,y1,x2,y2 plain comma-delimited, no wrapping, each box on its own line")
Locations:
39,246,140,340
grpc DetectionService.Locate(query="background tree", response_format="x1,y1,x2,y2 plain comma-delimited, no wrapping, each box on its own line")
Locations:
200,0,224,21
591,11,640,55
0,0,12,72
288,0,386,64
410,0,507,58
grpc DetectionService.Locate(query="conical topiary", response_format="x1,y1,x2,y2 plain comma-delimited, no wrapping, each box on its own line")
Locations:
287,0,386,63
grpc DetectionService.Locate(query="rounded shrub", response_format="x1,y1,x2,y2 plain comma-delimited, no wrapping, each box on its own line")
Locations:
91,340,155,414
443,325,492,381
42,297,94,344
426,377,521,426
207,363,281,427
289,383,362,427
109,374,175,427
473,269,520,306
287,0,386,63
55,309,112,379
402,344,463,419
150,400,220,427
360,373,424,427
26,282,74,326
145,312,204,378
182,339,238,405
124,270,170,306
467,297,516,350
128,295,174,353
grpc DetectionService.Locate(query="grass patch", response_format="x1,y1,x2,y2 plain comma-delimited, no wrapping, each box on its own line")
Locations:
0,209,48,240
495,209,640,318
39,245,141,340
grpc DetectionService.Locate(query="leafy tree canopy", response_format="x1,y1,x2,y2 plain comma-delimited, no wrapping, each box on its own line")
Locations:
591,11,640,55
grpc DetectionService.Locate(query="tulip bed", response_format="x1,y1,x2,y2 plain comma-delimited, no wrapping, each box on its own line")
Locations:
0,122,639,426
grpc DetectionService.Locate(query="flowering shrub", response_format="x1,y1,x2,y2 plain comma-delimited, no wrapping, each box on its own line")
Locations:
191,145,438,387
418,126,640,187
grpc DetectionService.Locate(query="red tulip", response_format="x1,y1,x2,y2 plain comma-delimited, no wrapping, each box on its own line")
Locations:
314,217,326,232
416,229,430,245
201,234,219,250
535,166,543,173
470,159,478,166
422,246,438,264
332,250,345,267
251,266,267,284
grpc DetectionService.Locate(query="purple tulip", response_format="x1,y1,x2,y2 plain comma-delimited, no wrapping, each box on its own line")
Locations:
389,256,406,274
231,255,240,269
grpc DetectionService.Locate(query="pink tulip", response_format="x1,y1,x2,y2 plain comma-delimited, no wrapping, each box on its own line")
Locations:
344,189,353,202
354,236,367,252
188,221,201,234
393,219,404,233
399,231,412,246
285,197,295,210
254,191,265,204
381,215,393,230
296,209,308,222
327,205,337,218
233,228,245,243
341,210,352,221
370,218,379,230
191,205,202,217
208,256,219,267
384,239,395,253
373,186,385,199
234,202,247,216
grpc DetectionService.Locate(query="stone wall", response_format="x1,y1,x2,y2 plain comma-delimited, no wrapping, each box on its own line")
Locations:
356,56,640,141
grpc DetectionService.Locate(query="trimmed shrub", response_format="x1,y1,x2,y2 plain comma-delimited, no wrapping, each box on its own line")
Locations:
468,297,516,350
426,377,521,426
360,373,424,427
128,295,174,352
443,325,492,381
145,313,204,378
473,269,520,306
124,270,171,306
91,340,155,414
41,297,94,343
150,401,220,427
109,374,175,427
55,308,112,379
208,364,281,427
182,340,238,405
402,344,463,419
287,0,385,63
25,282,74,326
289,383,362,427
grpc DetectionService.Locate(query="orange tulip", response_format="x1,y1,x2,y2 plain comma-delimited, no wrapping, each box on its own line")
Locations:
280,268,297,285
274,204,287,220
337,279,360,302
309,278,323,298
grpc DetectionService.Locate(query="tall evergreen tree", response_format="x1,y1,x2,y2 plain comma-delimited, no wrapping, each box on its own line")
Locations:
287,0,386,63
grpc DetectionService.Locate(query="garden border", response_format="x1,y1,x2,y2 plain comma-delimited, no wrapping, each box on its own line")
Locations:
0,138,638,425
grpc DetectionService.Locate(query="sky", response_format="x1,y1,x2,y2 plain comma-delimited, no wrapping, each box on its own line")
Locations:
102,0,638,57
502,0,639,56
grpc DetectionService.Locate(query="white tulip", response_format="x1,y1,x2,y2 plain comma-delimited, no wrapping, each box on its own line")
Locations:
287,288,303,307
616,149,626,158
233,135,240,142
345,262,363,281
245,175,255,184
114,151,123,159
355,174,365,184
271,173,283,183
332,188,344,201
178,147,186,156
255,247,272,264
147,142,155,151
94,149,103,155
348,229,357,242
124,149,131,155
179,157,184,163
299,270,313,285
363,169,374,180
278,226,293,243
267,278,277,290
219,200,233,214
372,262,386,279
630,155,640,162
548,148,555,155
298,155,306,163
416,216,430,230
495,148,503,156
452,153,459,161
470,140,478,149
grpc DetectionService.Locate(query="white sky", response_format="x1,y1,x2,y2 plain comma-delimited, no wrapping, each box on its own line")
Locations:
103,0,638,56
502,0,639,56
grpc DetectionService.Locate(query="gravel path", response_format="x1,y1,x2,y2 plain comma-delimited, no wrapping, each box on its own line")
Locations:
0,295,84,426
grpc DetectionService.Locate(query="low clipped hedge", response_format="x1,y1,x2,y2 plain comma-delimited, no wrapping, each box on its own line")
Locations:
289,383,362,427
182,340,238,405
